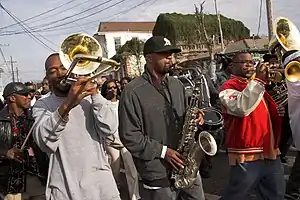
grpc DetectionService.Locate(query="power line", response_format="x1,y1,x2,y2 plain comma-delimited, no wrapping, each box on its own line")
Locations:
22,0,118,31
0,0,150,36
0,0,78,30
0,3,55,51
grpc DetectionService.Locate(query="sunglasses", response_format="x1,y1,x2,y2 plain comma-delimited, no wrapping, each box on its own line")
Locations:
107,86,117,90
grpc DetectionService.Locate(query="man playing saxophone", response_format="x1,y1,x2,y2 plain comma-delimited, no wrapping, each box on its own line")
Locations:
219,51,285,200
31,53,120,200
119,36,205,200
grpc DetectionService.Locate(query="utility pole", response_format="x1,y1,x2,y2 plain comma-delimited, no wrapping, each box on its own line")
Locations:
214,0,224,51
266,0,273,41
0,68,4,92
16,67,19,82
8,56,17,82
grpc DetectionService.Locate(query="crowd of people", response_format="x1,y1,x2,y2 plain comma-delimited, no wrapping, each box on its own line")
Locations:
0,35,299,200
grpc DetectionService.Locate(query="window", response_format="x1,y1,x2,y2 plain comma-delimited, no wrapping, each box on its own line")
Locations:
114,37,121,51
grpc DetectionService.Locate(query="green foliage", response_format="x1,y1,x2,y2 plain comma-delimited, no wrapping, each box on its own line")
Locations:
152,13,250,45
116,38,145,56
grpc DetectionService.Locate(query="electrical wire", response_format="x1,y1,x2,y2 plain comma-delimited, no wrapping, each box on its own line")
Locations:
22,0,118,31
0,0,78,30
0,0,151,36
0,3,55,51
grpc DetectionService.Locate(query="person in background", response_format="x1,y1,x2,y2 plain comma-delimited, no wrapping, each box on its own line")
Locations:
25,82,36,106
101,80,121,102
41,77,50,97
263,53,292,164
282,50,300,200
34,91,42,101
32,53,120,200
101,79,139,200
120,77,132,91
263,54,279,65
0,98,4,111
0,82,47,200
116,80,121,92
215,54,232,88
219,51,285,200
119,36,206,200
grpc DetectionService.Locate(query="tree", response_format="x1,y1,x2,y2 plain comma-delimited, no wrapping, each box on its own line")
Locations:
152,12,250,45
195,1,214,60
115,38,145,76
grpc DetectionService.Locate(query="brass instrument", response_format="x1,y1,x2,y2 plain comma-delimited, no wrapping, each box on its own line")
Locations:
251,63,283,83
268,17,300,62
285,60,300,82
266,64,284,83
171,76,217,189
59,33,120,85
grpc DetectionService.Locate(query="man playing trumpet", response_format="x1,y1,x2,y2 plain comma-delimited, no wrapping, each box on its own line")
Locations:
219,51,285,200
32,53,120,200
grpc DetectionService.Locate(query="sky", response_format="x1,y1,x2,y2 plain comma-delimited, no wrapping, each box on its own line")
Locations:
0,0,299,85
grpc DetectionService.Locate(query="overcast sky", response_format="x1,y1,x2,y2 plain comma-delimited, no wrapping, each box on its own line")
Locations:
0,0,299,84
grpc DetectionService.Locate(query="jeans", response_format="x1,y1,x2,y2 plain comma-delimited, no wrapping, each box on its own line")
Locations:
220,157,285,200
285,151,300,199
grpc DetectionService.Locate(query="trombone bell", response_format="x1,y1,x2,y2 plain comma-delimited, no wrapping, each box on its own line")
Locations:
59,33,120,86
59,33,103,75
285,61,300,82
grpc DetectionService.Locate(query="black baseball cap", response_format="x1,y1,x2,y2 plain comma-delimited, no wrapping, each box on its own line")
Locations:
3,82,30,99
143,36,181,55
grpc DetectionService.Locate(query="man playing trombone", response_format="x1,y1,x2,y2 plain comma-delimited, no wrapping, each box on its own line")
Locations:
32,53,120,200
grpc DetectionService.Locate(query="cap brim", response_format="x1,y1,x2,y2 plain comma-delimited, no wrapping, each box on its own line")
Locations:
154,46,181,54
14,89,30,96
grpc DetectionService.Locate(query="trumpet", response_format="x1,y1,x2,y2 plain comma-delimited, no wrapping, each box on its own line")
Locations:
59,33,120,86
266,65,284,83
252,62,284,84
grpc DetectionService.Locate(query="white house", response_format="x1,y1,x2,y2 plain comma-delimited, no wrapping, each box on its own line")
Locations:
93,22,155,59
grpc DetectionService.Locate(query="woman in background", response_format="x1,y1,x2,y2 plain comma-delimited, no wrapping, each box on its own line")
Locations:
101,79,140,200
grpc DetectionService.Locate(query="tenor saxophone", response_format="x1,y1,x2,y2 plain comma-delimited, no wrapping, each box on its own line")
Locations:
171,76,217,189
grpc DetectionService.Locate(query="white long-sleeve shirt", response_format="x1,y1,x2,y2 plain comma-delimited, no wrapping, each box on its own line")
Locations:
287,80,300,151
32,93,120,200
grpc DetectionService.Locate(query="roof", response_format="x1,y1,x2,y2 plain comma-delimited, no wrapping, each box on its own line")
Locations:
224,37,269,53
98,22,156,32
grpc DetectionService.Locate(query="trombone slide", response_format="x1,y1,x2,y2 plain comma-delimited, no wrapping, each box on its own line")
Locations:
61,54,120,86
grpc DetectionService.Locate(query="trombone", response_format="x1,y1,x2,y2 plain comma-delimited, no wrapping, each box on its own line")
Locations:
59,33,120,86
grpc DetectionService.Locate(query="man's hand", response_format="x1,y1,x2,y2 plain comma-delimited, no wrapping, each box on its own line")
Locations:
65,76,98,107
194,108,205,125
277,105,285,117
164,148,184,170
6,147,24,163
255,62,269,82
59,76,97,117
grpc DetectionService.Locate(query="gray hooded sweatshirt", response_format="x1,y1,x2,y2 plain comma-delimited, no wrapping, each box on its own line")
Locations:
32,94,120,200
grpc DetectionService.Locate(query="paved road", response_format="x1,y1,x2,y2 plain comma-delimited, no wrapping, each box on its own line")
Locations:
202,150,297,200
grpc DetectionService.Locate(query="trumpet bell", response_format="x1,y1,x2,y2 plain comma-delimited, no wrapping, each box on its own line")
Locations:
285,61,300,82
274,17,300,51
59,33,102,75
